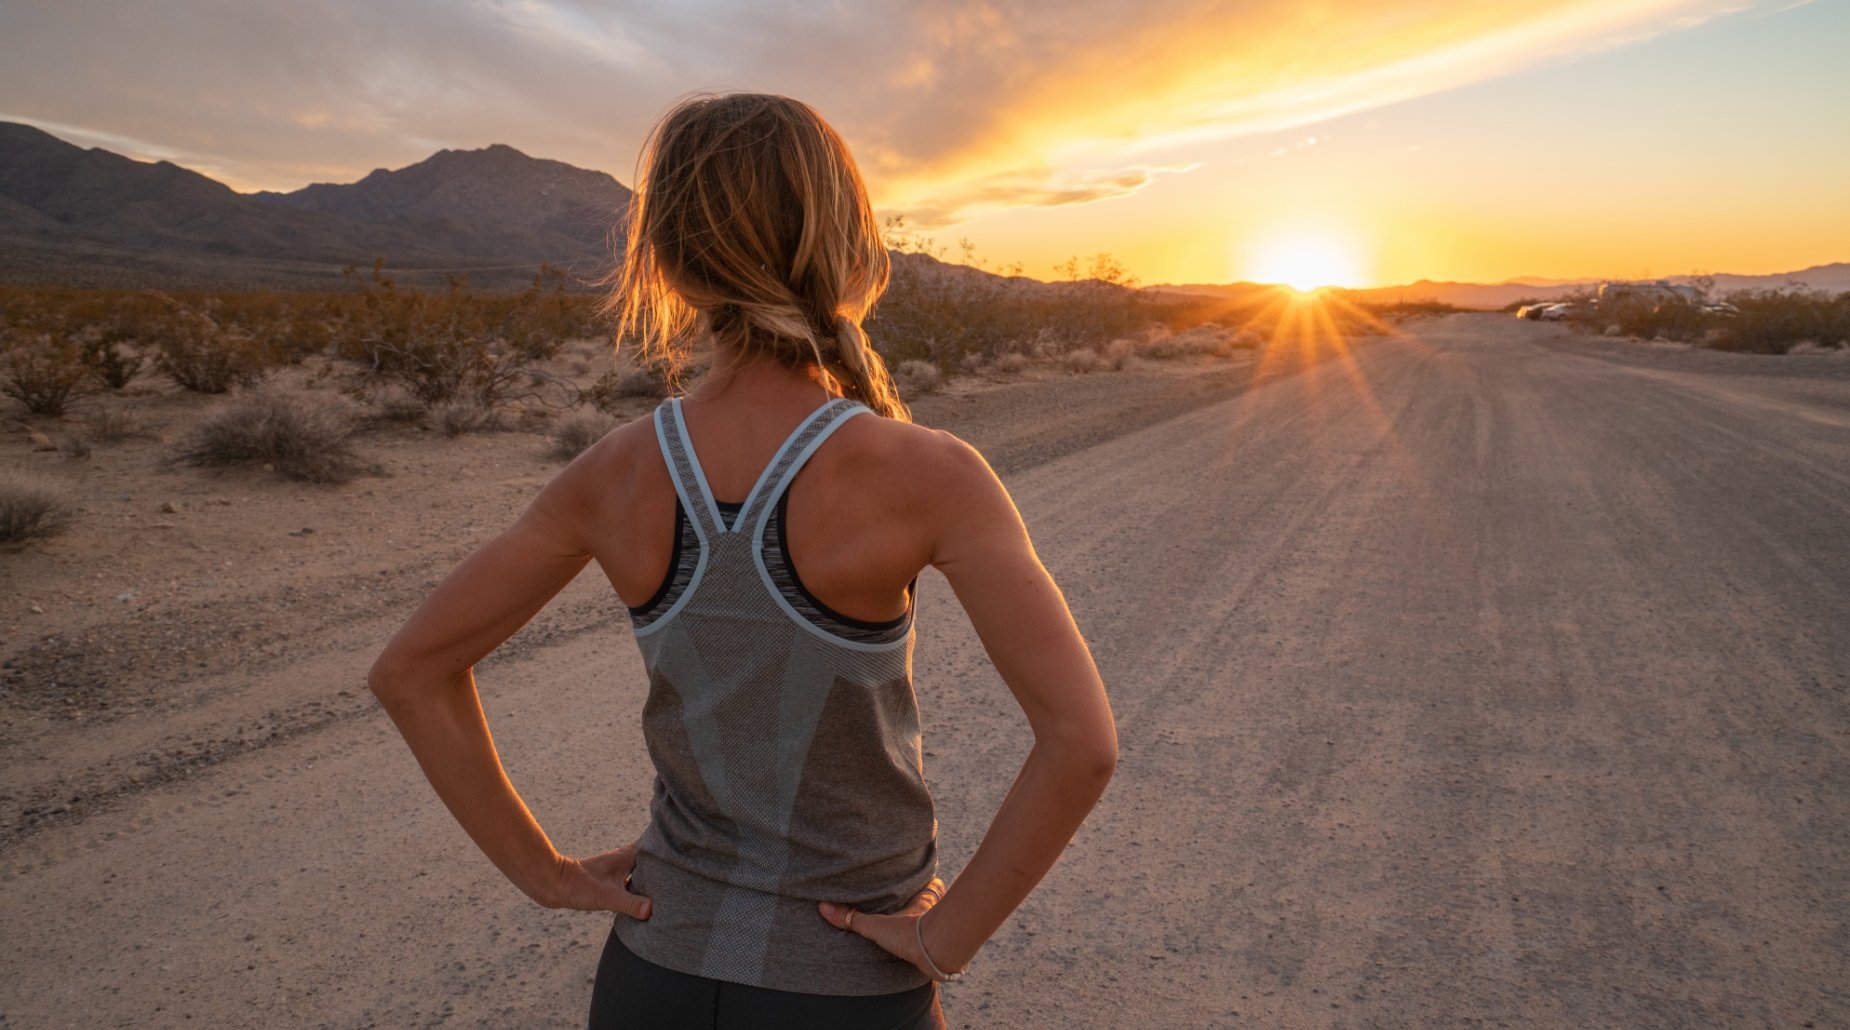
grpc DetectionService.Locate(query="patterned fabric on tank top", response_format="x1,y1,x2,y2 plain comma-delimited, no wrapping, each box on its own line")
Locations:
616,397,936,996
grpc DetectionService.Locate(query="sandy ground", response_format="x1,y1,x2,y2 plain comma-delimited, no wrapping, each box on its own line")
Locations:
4,314,1849,1027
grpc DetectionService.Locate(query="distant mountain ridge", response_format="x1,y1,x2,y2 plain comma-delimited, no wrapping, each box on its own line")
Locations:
0,122,629,291
250,144,629,248
1152,264,1850,310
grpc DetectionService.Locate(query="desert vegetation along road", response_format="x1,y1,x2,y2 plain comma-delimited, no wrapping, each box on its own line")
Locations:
5,313,1849,1028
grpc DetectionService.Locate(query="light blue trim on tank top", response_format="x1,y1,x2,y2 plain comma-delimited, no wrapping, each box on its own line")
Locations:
635,397,914,652
749,403,915,654
634,402,712,638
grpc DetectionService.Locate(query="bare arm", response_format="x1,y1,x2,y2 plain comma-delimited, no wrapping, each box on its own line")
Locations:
821,439,1117,976
367,477,652,919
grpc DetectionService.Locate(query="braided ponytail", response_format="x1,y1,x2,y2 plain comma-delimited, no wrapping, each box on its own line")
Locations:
609,93,910,421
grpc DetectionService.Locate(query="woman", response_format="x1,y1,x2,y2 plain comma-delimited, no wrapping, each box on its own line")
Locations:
368,93,1117,1029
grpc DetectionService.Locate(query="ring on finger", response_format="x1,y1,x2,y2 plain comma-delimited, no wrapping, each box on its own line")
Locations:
845,909,854,931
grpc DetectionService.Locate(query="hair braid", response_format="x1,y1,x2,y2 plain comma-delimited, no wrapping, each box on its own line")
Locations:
608,93,909,421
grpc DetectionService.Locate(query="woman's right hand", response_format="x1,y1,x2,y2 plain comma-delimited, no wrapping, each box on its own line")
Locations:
545,840,653,920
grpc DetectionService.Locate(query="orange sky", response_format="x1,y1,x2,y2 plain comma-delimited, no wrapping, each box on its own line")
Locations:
2,0,1845,286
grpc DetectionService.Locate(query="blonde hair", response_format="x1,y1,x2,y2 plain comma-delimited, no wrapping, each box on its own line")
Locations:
611,93,908,421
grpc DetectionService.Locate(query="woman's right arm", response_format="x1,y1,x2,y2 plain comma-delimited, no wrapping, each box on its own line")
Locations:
820,435,1117,977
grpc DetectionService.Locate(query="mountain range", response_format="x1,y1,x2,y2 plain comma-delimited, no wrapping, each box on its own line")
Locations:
1,121,1842,302
0,122,629,291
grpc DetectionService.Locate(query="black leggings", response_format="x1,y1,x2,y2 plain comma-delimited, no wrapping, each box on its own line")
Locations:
587,923,944,1030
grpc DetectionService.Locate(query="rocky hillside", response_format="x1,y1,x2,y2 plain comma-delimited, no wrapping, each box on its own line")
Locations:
0,123,628,291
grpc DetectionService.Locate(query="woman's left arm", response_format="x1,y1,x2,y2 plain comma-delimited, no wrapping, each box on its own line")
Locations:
367,482,652,919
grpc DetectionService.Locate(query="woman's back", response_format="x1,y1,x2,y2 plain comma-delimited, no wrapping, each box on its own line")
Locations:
609,390,941,993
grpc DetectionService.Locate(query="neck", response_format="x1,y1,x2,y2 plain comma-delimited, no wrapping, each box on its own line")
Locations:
688,345,836,410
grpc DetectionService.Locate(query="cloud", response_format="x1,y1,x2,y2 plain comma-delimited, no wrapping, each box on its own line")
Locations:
0,0,1750,218
897,163,1201,228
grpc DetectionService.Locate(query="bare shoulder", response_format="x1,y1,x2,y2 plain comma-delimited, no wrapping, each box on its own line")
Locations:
826,413,999,496
533,408,670,520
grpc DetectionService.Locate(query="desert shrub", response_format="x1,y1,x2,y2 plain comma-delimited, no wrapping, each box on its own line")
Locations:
363,385,431,427
432,400,508,438
1102,339,1136,370
0,333,93,416
178,394,364,484
867,228,1153,369
893,360,944,399
150,299,273,393
1064,349,1106,373
0,476,75,543
1714,290,1850,354
1139,324,1235,360
80,333,147,389
1585,294,1708,343
60,434,93,461
338,263,602,409
994,352,1030,373
1563,286,1850,353
1360,299,1461,322
549,411,618,461
581,363,671,410
86,406,152,443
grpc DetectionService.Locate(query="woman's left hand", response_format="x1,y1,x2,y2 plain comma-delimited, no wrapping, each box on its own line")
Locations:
817,878,958,981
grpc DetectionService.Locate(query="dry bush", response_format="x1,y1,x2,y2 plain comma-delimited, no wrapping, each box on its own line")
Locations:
338,264,603,409
178,394,365,484
868,228,1152,370
1136,323,1262,360
549,411,618,461
0,335,94,416
360,385,430,429
0,476,75,543
1102,340,1136,371
60,435,93,461
433,400,509,438
151,300,272,393
995,353,1030,373
86,406,153,444
581,363,671,410
1064,349,1107,374
1217,328,1266,354
893,360,945,399
80,333,147,389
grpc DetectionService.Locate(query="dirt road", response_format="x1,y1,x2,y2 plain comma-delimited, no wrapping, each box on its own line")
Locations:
4,314,1848,1027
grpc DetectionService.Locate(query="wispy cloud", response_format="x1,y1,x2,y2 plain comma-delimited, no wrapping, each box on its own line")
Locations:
0,0,1750,217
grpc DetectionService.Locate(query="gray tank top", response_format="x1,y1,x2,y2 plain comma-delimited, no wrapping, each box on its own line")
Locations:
615,397,937,996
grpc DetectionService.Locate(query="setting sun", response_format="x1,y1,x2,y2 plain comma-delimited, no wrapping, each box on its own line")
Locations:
1247,233,1367,291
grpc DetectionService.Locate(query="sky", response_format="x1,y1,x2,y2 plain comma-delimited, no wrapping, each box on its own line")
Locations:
2,0,1845,287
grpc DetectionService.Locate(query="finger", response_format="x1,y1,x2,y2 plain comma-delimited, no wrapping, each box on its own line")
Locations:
580,844,640,879
592,880,652,920
817,901,856,933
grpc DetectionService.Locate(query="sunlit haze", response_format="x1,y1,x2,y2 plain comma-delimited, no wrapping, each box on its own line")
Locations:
2,0,1844,287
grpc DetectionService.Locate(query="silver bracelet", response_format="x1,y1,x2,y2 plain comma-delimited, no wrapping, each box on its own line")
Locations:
915,912,964,983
